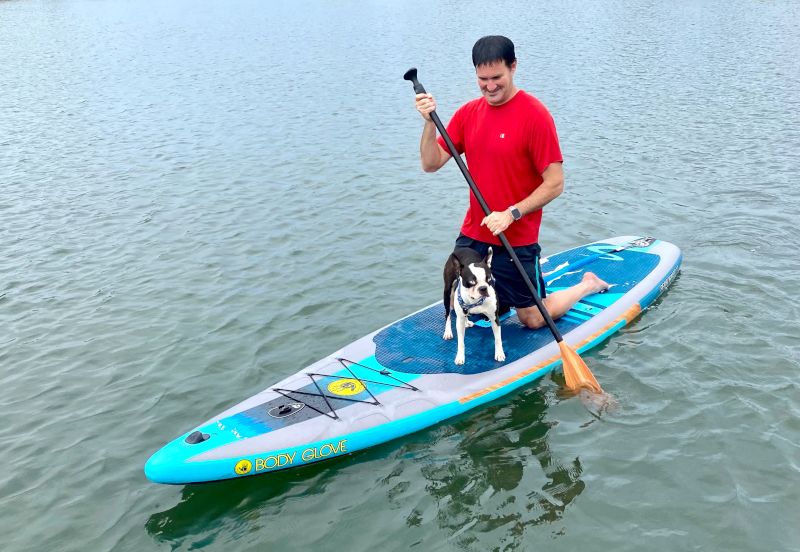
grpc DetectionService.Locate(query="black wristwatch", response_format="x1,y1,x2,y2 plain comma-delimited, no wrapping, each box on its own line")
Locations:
508,206,522,221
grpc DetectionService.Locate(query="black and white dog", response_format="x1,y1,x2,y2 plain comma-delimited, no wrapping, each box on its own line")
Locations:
443,247,505,365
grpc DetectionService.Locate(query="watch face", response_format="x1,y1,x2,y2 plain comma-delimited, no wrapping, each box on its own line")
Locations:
511,208,521,220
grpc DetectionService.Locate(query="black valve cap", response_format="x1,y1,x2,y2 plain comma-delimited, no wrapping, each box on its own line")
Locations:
185,431,210,444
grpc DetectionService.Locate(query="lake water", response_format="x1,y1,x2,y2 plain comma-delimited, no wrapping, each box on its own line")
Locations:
2,0,799,550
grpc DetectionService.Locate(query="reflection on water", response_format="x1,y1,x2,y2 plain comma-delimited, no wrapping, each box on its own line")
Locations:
145,457,345,545
146,384,584,549
416,387,585,548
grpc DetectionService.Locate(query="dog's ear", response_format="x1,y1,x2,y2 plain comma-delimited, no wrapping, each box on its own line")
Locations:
485,247,493,267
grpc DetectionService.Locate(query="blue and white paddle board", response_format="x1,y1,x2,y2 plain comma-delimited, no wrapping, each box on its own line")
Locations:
145,236,681,484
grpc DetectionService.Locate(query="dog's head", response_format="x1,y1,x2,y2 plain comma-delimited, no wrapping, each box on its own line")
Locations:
453,247,495,301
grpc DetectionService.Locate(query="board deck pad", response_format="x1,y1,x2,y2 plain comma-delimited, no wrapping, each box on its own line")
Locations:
145,236,682,484
373,246,659,375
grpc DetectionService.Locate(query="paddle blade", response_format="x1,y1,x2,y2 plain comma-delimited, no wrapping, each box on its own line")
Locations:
559,341,603,394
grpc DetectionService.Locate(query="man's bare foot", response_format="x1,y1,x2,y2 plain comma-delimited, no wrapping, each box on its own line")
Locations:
582,272,610,294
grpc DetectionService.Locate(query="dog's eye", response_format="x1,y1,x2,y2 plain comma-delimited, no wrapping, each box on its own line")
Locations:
467,280,477,287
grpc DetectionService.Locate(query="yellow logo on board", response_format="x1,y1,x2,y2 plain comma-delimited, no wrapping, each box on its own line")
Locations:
234,459,252,475
327,378,365,396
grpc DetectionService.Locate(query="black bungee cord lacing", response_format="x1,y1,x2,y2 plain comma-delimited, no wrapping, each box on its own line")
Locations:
272,358,419,420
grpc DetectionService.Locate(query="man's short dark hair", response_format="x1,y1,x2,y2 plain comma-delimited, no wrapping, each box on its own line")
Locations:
472,35,516,68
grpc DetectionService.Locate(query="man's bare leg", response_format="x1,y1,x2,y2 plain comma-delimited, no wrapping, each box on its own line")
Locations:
516,272,609,329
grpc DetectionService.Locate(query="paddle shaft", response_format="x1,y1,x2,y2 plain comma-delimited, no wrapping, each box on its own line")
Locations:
405,71,564,343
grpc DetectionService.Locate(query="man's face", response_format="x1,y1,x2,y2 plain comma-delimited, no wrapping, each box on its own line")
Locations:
476,60,516,106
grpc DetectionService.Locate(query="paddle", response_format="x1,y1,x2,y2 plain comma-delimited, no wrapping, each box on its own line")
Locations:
403,67,602,394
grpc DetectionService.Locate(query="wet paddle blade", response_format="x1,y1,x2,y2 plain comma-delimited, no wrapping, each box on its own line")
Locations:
579,388,619,417
559,341,603,394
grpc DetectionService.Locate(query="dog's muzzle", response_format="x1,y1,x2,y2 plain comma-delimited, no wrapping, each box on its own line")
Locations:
457,280,489,314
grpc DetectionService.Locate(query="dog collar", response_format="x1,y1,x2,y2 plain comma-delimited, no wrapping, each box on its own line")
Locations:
456,280,487,314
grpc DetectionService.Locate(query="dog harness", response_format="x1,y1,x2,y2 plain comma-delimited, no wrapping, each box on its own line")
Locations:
456,280,488,314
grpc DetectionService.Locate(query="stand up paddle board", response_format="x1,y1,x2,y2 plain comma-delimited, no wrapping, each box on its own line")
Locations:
145,236,681,484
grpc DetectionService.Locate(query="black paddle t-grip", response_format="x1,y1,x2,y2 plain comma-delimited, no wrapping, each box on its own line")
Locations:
403,67,426,94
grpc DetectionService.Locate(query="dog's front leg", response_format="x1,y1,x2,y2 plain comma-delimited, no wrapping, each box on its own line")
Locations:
443,311,453,340
443,282,455,340
490,318,505,362
454,311,467,365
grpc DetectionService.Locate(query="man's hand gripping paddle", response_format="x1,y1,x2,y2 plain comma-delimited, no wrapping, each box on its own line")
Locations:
403,67,603,395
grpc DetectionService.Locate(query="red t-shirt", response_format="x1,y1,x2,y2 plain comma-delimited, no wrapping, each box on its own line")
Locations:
437,90,563,246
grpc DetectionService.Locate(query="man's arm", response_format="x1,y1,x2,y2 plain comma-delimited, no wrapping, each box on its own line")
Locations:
514,162,564,216
481,162,564,235
416,93,451,172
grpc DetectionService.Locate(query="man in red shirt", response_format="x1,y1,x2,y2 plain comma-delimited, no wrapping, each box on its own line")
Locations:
415,35,608,329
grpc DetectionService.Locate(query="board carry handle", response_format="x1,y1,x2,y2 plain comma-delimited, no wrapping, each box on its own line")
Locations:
404,68,602,394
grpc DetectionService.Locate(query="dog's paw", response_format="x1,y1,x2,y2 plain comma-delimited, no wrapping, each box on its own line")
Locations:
495,350,506,362
465,319,474,328
454,353,465,365
443,328,453,340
